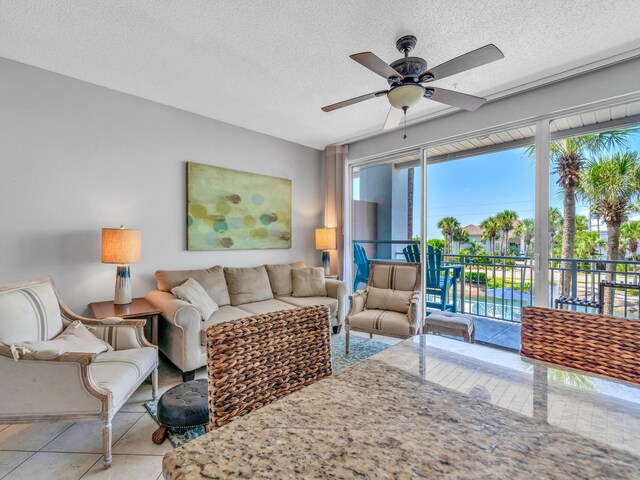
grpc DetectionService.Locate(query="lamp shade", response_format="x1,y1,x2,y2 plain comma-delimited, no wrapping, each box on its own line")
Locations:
101,227,141,264
315,227,337,251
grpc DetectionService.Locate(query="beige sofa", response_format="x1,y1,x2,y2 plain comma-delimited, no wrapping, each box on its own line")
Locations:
146,262,347,380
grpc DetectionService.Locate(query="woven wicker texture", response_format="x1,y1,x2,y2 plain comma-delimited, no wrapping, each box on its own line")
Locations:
521,306,640,384
206,305,332,429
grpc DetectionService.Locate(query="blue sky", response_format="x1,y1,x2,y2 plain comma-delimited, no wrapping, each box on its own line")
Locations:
423,134,640,240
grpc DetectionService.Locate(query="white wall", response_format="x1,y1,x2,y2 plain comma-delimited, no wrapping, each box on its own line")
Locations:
0,58,323,313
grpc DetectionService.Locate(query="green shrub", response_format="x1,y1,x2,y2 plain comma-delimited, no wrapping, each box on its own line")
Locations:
486,276,532,293
465,272,487,283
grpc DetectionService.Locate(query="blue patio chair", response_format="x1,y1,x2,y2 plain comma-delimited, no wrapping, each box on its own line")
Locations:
402,244,420,262
425,245,461,312
353,244,370,291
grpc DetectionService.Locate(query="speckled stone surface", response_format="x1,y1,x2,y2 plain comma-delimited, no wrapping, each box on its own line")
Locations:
163,335,640,479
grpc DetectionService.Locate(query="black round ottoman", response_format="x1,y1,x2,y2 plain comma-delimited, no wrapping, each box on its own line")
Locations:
152,379,209,444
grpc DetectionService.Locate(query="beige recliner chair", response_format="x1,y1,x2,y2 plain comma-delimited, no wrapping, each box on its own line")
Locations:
0,278,158,468
346,262,422,353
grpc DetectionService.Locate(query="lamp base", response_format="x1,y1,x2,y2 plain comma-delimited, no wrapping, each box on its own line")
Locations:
322,251,331,276
114,264,132,305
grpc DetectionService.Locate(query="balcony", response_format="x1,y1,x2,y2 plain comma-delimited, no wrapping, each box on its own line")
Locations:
353,240,640,352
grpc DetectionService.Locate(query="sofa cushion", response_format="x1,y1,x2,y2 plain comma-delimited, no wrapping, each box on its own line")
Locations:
278,296,338,320
16,320,113,360
171,278,218,321
365,287,412,314
90,347,157,407
236,299,296,316
292,267,327,297
200,306,250,346
0,282,63,345
155,265,231,306
348,309,410,336
265,264,294,297
224,266,274,305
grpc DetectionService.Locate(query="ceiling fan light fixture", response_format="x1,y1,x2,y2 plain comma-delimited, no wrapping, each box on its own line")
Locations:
387,84,424,110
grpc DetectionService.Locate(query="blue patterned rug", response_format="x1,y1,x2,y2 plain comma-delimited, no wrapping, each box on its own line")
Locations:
145,334,389,447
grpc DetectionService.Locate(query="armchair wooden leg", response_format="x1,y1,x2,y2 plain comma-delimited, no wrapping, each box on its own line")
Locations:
151,368,158,400
345,328,350,354
102,418,112,468
182,370,196,382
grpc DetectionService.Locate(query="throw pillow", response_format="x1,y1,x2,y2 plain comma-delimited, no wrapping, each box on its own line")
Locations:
16,320,113,360
156,265,231,306
292,267,327,297
365,287,413,313
224,266,274,305
171,278,218,320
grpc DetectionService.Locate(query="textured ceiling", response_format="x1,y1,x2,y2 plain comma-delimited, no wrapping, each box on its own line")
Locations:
1,1,640,150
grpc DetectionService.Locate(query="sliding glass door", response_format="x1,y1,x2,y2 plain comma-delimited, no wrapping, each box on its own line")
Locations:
349,152,421,291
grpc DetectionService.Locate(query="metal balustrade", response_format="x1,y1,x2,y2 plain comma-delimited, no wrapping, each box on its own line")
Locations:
352,240,640,323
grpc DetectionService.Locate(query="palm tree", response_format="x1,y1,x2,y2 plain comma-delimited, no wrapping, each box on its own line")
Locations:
548,207,563,258
437,216,460,254
480,216,500,254
620,221,640,262
496,210,518,255
575,231,606,259
453,228,469,253
467,240,483,255
515,218,535,255
525,129,635,296
578,151,640,314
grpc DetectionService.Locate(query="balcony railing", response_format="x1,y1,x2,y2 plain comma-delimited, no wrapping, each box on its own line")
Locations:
353,240,640,323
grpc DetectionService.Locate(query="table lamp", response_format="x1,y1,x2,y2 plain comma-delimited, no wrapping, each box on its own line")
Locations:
315,227,337,276
102,226,141,305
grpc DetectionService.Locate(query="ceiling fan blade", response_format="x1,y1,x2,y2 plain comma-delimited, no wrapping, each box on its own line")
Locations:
422,44,504,82
425,87,487,111
350,52,404,80
321,90,388,112
383,107,403,130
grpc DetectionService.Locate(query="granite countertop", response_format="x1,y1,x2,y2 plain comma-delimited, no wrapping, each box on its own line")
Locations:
163,335,640,479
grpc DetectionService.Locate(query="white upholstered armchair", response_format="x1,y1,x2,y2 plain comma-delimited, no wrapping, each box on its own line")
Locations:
345,262,422,353
0,278,158,468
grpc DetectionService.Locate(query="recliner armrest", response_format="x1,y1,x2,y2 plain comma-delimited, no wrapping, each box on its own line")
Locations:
408,290,422,333
0,345,96,365
347,289,368,317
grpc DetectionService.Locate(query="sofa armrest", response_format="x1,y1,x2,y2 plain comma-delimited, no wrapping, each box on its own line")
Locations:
145,290,200,330
145,290,202,372
347,289,368,318
325,279,348,324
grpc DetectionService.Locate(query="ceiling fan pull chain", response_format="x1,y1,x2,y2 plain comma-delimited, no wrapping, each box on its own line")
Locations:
403,106,408,139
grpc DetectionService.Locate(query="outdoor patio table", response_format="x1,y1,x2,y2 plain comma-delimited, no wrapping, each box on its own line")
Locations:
163,336,639,479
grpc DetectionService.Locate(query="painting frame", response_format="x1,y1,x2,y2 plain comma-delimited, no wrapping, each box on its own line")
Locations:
186,162,292,251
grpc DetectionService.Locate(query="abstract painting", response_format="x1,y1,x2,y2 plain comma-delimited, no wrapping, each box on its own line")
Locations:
186,162,292,250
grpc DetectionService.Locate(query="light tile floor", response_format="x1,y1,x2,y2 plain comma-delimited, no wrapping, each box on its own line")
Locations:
0,329,499,479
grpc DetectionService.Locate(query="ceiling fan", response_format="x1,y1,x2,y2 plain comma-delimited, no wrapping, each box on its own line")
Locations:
321,35,504,131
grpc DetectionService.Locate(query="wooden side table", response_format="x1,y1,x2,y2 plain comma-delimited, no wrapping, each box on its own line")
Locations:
88,297,161,346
